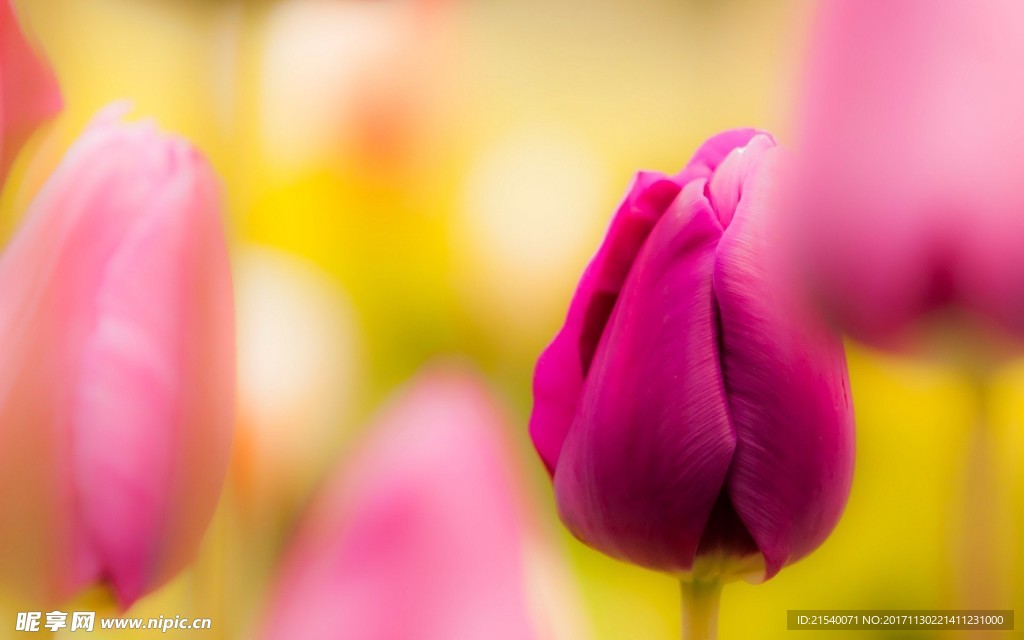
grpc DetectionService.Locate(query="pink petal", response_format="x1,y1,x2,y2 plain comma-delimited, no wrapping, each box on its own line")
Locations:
530,172,679,474
713,140,855,577
792,0,1024,343
0,0,62,185
675,128,765,187
0,108,233,606
72,132,234,608
262,367,538,640
553,180,735,573
529,129,762,475
0,113,143,604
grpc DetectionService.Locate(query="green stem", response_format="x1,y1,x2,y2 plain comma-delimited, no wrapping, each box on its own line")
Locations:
680,580,722,640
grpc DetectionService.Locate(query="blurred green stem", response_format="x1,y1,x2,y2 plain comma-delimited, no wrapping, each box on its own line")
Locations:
680,579,721,640
958,377,1004,640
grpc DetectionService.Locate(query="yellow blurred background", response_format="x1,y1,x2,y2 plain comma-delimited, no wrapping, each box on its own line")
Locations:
2,0,1022,638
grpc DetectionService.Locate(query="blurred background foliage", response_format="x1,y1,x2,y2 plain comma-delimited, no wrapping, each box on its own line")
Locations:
1,0,1021,638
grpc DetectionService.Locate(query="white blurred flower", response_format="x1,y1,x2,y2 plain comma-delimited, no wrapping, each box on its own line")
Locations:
234,244,361,514
454,124,609,345
258,0,453,173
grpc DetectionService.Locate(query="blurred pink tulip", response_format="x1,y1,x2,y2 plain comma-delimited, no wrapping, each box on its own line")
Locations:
0,106,234,608
261,367,543,640
791,0,1024,346
0,0,61,185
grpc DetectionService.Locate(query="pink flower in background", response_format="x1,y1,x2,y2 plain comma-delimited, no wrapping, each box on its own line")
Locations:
261,367,547,640
790,0,1024,345
531,130,854,580
0,107,235,608
0,0,61,185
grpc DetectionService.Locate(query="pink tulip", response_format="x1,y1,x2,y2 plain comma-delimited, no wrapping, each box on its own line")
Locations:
790,0,1024,345
531,130,854,580
0,0,62,185
261,367,543,640
0,106,234,608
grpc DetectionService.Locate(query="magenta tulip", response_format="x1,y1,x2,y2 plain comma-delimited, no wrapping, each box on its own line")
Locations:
0,106,234,608
790,0,1024,345
0,0,61,184
261,367,547,640
531,130,854,582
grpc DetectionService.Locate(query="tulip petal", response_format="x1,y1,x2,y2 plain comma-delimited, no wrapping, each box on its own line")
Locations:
0,116,151,604
713,141,855,578
553,180,735,572
530,129,763,476
0,0,62,184
0,111,233,607
262,368,538,640
530,172,680,473
676,128,763,187
72,136,233,608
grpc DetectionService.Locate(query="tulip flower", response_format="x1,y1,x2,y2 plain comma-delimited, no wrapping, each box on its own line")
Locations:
0,0,62,185
531,130,854,636
261,367,577,640
0,106,235,608
790,0,1024,346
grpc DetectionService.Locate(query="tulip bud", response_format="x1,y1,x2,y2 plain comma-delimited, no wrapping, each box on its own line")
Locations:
0,0,62,185
790,0,1024,346
530,130,854,581
0,106,234,608
261,367,568,640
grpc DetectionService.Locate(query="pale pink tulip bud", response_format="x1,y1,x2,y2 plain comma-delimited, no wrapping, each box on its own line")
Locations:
0,106,234,608
790,0,1024,346
261,367,552,640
